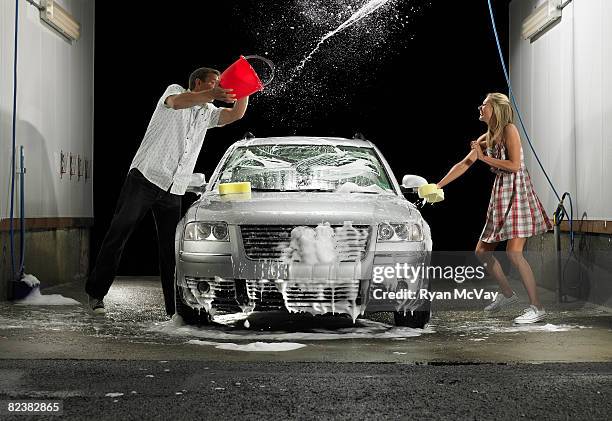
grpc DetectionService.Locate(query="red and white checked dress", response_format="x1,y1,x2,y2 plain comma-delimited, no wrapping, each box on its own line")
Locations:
480,139,552,243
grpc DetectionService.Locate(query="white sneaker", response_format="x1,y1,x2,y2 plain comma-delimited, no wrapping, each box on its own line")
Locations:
513,305,546,324
484,292,519,313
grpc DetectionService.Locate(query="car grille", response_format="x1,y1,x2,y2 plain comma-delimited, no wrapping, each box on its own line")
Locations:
246,279,285,308
239,224,371,261
277,280,360,303
246,279,361,312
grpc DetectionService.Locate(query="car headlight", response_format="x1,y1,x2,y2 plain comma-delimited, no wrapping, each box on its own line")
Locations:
184,222,229,241
377,223,424,242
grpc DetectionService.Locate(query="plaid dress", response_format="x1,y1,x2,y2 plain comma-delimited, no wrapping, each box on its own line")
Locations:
480,140,552,243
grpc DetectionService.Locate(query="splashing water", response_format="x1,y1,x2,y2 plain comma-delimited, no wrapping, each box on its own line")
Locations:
292,0,394,78
255,0,428,127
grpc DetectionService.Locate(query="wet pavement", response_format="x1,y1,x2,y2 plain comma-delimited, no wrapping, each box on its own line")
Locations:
1,360,610,420
1,277,611,419
0,277,610,362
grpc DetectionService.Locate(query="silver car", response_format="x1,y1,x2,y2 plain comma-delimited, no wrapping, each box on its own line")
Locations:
174,136,433,328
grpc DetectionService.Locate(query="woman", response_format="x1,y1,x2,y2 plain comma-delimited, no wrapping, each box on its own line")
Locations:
436,93,552,324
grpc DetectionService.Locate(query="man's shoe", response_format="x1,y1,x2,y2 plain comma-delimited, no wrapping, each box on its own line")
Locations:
513,305,546,324
88,295,106,315
484,291,519,313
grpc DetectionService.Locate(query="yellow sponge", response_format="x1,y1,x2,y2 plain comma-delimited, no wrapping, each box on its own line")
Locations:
418,183,445,203
219,182,251,195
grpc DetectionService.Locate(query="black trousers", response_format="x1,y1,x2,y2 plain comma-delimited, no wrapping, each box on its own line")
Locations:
86,168,181,315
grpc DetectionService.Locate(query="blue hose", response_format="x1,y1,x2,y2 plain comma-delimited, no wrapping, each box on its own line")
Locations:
486,0,561,203
9,0,20,282
19,145,25,274
486,0,575,251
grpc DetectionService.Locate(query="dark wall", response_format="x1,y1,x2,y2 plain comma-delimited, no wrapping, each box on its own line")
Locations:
93,0,511,275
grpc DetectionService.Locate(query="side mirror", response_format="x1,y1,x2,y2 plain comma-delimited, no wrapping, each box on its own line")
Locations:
186,173,207,195
401,175,428,191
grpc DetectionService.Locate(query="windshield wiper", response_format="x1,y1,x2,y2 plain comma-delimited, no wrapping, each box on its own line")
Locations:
252,188,336,192
346,190,380,194
245,187,387,194
249,188,286,192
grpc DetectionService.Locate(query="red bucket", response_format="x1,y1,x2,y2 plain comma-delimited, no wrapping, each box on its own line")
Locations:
219,55,274,99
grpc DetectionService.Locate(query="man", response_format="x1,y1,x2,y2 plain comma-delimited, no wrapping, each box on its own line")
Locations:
86,67,248,316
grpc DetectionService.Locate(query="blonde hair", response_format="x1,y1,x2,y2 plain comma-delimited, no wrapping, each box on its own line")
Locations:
485,93,514,148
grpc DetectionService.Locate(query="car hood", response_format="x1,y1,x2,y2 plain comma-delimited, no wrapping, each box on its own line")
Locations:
194,191,423,225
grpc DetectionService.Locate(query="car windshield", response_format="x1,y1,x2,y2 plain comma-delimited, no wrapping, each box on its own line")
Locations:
214,144,394,193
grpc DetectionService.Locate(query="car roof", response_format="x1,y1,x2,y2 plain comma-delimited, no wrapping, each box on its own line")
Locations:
231,136,375,148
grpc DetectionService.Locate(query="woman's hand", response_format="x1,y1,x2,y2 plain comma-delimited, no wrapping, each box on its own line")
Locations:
471,140,484,160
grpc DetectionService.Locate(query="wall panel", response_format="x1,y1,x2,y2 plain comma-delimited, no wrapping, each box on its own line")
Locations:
0,0,94,220
510,0,611,220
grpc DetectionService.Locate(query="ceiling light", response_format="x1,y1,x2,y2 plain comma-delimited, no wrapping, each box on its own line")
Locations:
522,0,562,42
40,0,80,42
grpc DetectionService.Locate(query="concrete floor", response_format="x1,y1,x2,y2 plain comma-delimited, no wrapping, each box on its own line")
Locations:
0,278,611,419
1,360,610,420
0,277,610,363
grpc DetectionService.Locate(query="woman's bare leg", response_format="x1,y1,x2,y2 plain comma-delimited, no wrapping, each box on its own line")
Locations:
506,238,542,308
475,240,514,297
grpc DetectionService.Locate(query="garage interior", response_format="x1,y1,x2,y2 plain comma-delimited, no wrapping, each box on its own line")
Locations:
1,0,610,305
0,1,610,418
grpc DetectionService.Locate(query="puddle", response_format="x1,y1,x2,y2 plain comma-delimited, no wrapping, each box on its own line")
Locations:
148,313,434,341
0,281,602,353
444,319,590,335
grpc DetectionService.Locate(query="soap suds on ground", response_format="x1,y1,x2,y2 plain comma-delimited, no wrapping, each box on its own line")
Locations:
502,323,590,333
21,273,41,287
149,314,433,341
14,287,80,306
12,273,80,306
187,340,307,352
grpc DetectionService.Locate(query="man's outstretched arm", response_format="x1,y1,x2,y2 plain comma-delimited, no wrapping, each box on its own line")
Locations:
217,96,249,126
165,87,236,110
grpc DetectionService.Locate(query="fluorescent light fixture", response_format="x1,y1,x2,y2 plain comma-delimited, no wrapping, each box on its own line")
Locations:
40,0,81,41
522,0,562,41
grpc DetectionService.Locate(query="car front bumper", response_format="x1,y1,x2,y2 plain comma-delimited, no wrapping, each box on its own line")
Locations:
175,225,431,318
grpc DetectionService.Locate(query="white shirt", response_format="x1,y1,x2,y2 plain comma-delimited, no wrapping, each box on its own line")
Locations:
129,84,222,195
